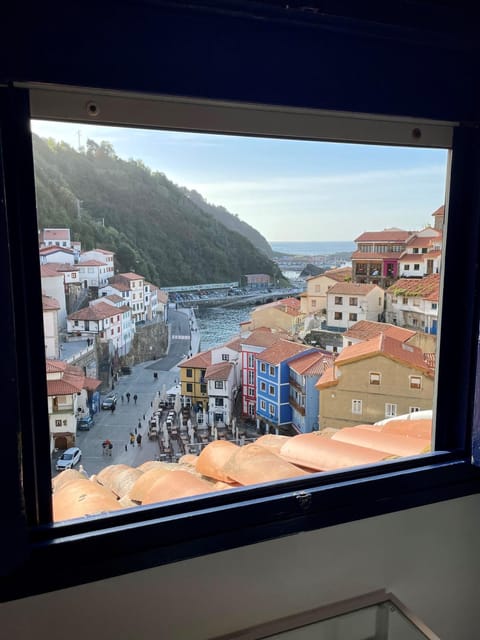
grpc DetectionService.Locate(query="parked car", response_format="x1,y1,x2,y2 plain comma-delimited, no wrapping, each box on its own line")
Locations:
121,365,132,375
101,393,118,409
77,415,95,431
55,447,82,471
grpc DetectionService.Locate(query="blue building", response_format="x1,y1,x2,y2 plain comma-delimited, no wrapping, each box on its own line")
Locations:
256,340,316,432
288,351,334,433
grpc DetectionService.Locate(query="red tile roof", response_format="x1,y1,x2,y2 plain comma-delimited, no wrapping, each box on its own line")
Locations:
257,339,311,365
328,282,380,295
241,329,288,348
386,274,440,301
334,333,433,374
289,351,333,376
351,251,402,260
432,205,445,217
178,349,212,369
39,245,74,255
41,229,70,241
106,280,130,292
68,301,120,321
400,254,426,262
355,230,410,243
306,266,352,282
78,259,107,267
223,336,243,352
101,294,124,303
46,360,67,373
42,294,60,310
204,361,234,380
40,264,64,278
116,272,144,280
344,320,415,343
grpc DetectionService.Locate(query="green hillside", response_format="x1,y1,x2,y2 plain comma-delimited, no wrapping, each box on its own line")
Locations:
33,135,281,287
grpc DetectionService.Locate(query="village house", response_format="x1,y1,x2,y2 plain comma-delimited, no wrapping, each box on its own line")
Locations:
398,224,443,279
90,295,135,356
385,274,440,335
243,297,305,335
288,350,333,433
326,282,384,331
80,248,115,283
204,361,237,427
76,259,110,289
100,272,145,324
42,293,60,359
67,301,132,357
256,339,315,433
40,264,68,329
342,320,416,349
178,349,211,409
39,244,76,265
38,228,76,250
299,266,352,316
46,360,101,452
316,333,435,430
351,229,410,287
240,328,288,419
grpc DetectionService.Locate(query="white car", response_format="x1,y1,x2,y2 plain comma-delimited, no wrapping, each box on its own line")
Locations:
56,447,82,471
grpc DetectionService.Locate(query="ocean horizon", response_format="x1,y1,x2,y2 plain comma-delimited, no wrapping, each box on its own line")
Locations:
270,241,356,256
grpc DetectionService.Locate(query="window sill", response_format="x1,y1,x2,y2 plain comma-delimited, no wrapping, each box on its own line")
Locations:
2,452,479,602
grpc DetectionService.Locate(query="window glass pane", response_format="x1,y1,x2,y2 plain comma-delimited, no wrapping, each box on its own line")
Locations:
31,116,447,523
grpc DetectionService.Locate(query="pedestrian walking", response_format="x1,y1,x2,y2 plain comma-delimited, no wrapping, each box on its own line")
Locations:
126,392,131,403
111,403,116,414
135,426,137,435
138,420,142,432
133,394,138,405
136,433,142,447
130,433,135,447
121,394,124,404
125,444,128,452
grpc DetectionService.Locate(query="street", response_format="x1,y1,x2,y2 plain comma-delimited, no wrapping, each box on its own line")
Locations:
52,308,195,477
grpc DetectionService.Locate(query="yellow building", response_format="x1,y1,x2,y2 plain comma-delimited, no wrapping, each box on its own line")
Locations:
299,266,352,315
243,297,305,335
316,333,434,430
178,349,211,408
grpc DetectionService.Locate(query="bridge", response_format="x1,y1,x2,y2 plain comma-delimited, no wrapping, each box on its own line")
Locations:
174,288,304,309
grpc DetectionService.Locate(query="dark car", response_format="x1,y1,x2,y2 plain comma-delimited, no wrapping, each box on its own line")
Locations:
77,415,95,430
101,393,118,409
121,365,132,375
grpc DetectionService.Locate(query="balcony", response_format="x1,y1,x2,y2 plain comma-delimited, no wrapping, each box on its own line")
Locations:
289,396,306,416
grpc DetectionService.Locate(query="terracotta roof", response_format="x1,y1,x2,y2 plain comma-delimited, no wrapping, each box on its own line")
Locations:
40,264,64,278
327,282,380,295
41,229,70,241
84,248,114,255
46,360,67,373
83,376,102,391
178,349,212,369
257,339,311,365
116,272,144,280
46,262,80,272
351,251,402,260
204,361,234,380
223,336,243,352
315,365,338,388
386,274,440,301
334,333,433,374
332,427,430,457
343,320,415,343
68,301,120,321
101,294,124,303
400,254,427,263
106,281,130,292
78,259,107,267
354,230,410,243
39,245,74,255
306,266,352,282
241,329,288,348
432,205,445,217
289,351,333,376
42,294,60,311
257,297,301,311
47,378,83,395
405,234,440,249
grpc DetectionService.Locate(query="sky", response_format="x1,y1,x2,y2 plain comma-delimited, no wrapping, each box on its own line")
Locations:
31,120,448,243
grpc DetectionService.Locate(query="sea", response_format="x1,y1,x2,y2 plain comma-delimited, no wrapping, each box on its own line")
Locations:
270,241,356,256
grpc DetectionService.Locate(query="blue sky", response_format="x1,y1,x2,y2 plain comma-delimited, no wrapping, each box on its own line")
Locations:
31,120,448,243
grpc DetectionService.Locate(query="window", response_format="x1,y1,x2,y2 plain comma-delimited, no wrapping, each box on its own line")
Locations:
352,399,362,415
186,369,193,378
334,312,343,320
349,313,357,321
402,297,409,305
247,388,254,397
248,371,254,385
260,400,266,411
215,398,224,407
404,264,410,271
369,372,381,385
410,375,422,389
248,354,254,368
259,363,266,373
414,264,420,271
410,406,421,413
269,385,275,396
200,384,207,394
269,404,275,416
349,297,358,306
260,382,266,392
221,354,229,361
432,303,438,310
385,403,397,417
334,296,343,305
8,82,468,600
186,383,193,392
214,381,224,389
269,366,275,376
413,247,419,254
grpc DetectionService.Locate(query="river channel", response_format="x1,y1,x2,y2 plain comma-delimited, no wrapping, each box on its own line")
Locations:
195,305,256,350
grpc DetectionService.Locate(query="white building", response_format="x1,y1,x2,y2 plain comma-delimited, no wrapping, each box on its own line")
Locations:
100,272,146,323
385,274,440,335
326,282,384,331
77,259,110,288
39,228,71,249
42,294,60,358
67,301,125,351
39,245,76,265
40,264,68,329
398,227,443,278
91,294,135,355
80,249,115,283
204,361,237,426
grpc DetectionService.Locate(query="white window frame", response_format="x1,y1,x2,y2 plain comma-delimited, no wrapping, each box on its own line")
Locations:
385,403,398,418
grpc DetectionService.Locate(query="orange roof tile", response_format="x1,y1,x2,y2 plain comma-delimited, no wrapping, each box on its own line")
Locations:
53,479,122,521
257,339,311,365
334,333,432,374
106,280,130,292
142,470,214,505
343,320,415,343
222,444,308,485
204,361,234,380
116,272,144,280
39,245,74,255
289,351,333,376
100,294,124,303
328,282,380,295
178,349,212,369
223,336,243,352
196,441,239,483
40,264,64,278
432,205,445,217
68,301,120,321
386,274,440,301
78,259,107,267
332,427,431,457
380,418,432,440
47,379,83,395
355,230,410,242
42,294,60,310
351,251,402,260
315,365,338,389
46,360,67,373
241,329,288,348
